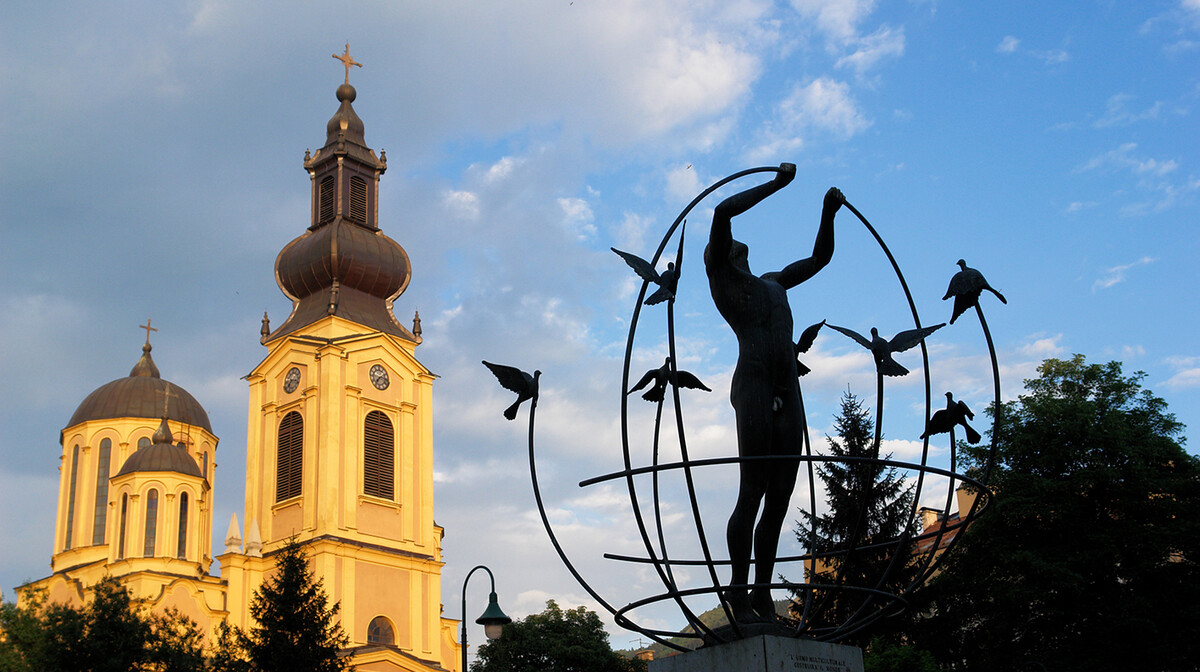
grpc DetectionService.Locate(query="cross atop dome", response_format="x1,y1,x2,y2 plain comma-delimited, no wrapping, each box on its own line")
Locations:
332,43,362,85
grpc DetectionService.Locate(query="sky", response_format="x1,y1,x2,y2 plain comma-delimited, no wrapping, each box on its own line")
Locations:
2,0,1199,653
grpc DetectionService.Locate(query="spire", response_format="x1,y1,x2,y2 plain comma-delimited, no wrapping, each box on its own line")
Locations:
245,519,263,558
267,47,417,342
224,513,243,554
152,416,174,445
130,319,161,378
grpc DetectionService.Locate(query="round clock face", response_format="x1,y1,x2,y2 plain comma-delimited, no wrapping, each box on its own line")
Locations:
283,367,301,394
369,364,390,390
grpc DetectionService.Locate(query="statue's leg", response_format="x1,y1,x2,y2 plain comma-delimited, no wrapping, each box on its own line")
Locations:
726,384,772,624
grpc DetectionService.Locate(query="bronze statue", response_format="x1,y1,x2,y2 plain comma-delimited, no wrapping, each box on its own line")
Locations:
704,163,844,623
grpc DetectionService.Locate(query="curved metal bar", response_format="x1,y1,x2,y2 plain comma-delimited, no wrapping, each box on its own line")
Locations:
523,378,684,650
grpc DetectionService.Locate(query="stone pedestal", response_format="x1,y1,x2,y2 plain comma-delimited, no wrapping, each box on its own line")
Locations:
649,635,863,672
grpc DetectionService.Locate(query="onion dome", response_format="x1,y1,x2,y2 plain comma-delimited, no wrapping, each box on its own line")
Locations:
67,342,212,433
115,417,202,478
267,74,418,342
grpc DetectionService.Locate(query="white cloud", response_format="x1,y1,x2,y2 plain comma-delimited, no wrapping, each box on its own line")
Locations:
443,190,480,221
559,197,598,241
1164,356,1200,390
1092,256,1156,291
790,0,879,44
746,78,870,161
997,36,1020,53
836,25,906,74
1093,93,1164,128
665,164,702,205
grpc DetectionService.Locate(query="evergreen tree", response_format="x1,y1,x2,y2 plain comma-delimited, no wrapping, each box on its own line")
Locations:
792,391,918,645
913,356,1200,671
239,538,351,672
471,600,644,672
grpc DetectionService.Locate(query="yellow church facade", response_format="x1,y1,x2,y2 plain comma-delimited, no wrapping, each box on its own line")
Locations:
22,63,464,672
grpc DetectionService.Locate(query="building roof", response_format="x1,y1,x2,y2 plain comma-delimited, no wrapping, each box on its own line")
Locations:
66,343,213,433
115,417,203,478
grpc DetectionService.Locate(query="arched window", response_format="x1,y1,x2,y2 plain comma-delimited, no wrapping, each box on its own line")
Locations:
350,176,368,223
143,489,159,557
118,494,128,559
92,439,111,545
201,453,209,479
276,411,304,502
64,444,80,550
363,411,394,500
177,492,189,559
318,176,336,223
367,616,395,645
138,436,151,450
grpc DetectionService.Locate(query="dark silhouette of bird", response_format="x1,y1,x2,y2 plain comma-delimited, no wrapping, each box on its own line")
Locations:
628,357,710,402
921,392,982,444
612,248,679,305
943,258,1007,324
827,322,945,377
482,361,540,420
793,320,825,377
612,222,686,306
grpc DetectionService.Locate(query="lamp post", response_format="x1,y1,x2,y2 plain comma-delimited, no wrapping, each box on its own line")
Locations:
461,564,511,672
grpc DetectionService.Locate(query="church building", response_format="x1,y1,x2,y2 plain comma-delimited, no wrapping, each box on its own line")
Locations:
22,54,465,672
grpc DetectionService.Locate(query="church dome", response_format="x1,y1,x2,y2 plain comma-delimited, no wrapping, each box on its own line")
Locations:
67,343,212,433
115,417,203,478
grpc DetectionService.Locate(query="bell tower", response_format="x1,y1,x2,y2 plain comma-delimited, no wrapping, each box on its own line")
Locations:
219,47,462,671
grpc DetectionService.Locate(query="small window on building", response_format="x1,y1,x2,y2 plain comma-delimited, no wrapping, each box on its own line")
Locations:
276,411,304,502
350,175,368,223
143,488,159,557
64,444,80,550
363,410,394,500
318,176,336,223
367,616,395,645
138,436,151,450
177,492,189,559
92,439,112,545
201,452,209,479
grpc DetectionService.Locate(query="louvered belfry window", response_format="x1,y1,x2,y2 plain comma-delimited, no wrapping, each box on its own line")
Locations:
350,175,368,224
363,410,394,500
318,176,336,224
276,411,304,502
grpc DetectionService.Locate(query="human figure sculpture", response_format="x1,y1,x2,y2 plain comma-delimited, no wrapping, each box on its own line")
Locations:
704,163,844,623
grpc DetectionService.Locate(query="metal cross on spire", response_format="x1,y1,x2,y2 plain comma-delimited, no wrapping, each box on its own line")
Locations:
158,382,179,418
139,318,158,346
332,43,362,84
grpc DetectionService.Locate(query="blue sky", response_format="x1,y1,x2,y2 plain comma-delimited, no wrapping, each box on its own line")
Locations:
2,0,1198,649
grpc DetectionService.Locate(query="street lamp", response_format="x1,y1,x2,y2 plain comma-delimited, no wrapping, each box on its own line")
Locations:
461,564,511,672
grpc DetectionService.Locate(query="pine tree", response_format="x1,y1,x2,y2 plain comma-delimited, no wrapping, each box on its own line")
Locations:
792,391,918,644
240,538,351,672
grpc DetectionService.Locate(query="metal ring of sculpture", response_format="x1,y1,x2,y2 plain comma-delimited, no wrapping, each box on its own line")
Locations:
494,166,1003,650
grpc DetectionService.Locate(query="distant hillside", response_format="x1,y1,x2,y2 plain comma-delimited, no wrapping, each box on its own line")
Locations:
616,600,792,660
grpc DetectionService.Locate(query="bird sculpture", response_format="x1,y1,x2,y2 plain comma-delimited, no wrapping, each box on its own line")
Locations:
921,391,982,444
628,357,710,403
943,258,1007,324
611,221,686,306
482,361,540,420
827,322,945,377
793,320,826,377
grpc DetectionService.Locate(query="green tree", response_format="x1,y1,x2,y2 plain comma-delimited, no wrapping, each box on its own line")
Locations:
792,391,918,645
471,600,645,672
0,578,206,672
914,355,1200,671
235,538,351,672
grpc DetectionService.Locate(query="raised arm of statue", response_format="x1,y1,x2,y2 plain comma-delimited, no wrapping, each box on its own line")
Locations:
774,187,843,289
708,164,797,262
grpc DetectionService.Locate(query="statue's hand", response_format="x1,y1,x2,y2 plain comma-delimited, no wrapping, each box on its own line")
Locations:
774,163,797,187
824,186,845,209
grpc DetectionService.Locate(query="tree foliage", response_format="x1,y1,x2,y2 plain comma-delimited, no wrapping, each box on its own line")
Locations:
225,538,351,672
471,600,644,672
914,355,1200,671
0,577,205,672
792,391,918,645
